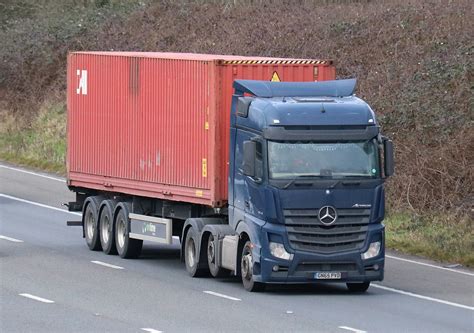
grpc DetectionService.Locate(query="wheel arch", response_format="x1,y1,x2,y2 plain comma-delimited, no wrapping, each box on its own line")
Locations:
235,218,264,278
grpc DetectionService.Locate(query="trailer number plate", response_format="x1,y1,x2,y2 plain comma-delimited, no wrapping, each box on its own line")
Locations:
315,272,341,279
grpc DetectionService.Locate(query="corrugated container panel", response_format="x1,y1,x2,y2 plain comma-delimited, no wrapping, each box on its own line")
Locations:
67,52,335,207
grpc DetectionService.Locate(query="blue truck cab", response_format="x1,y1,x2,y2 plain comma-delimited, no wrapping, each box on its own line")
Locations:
228,79,394,291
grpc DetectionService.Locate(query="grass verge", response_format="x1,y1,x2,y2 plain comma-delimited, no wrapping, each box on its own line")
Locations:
0,100,66,175
385,213,474,268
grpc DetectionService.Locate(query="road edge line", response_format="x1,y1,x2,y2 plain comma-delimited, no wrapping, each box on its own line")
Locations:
386,255,474,277
0,193,81,216
0,164,65,182
371,284,473,311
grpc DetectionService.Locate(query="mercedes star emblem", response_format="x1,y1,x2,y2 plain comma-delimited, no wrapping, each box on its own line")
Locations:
318,206,337,226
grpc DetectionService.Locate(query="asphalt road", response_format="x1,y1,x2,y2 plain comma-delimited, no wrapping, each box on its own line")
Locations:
1,163,473,332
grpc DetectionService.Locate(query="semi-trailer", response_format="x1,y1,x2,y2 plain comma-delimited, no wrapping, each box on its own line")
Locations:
66,52,394,291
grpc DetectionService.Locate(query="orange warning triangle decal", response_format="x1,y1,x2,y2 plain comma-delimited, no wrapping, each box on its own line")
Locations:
271,71,281,82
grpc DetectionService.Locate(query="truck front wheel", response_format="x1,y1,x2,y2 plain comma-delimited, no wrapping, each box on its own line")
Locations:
84,201,101,251
114,208,142,259
241,240,264,292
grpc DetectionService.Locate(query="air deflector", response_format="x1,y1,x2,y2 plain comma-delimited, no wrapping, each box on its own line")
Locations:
233,79,357,98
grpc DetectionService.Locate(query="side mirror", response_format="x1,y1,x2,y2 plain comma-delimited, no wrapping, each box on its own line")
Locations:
384,139,395,177
242,141,256,177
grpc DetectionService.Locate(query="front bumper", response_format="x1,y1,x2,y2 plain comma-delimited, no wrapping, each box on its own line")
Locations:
254,222,385,284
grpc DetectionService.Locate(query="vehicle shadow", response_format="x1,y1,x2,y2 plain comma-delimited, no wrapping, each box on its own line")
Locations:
215,274,369,296
139,244,181,260
136,244,373,296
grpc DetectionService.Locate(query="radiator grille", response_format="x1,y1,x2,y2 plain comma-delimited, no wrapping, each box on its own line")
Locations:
284,208,370,254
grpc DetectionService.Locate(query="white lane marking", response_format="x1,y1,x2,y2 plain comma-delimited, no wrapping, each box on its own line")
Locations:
0,165,65,182
386,255,474,277
338,326,366,333
141,329,163,333
372,284,474,311
0,193,81,216
0,235,24,243
19,293,55,304
91,260,124,270
203,290,241,301
0,195,192,239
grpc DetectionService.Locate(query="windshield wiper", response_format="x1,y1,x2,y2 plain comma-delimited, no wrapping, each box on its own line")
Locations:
283,175,321,189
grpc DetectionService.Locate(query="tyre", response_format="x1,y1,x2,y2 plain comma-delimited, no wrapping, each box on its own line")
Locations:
207,233,229,278
184,227,208,277
114,207,142,259
99,200,117,255
84,200,101,251
347,282,370,292
240,240,265,292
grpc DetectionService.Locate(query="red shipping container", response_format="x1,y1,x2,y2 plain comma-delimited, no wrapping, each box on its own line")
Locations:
67,52,335,207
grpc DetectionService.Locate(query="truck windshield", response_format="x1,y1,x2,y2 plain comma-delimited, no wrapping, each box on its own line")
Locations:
268,141,379,179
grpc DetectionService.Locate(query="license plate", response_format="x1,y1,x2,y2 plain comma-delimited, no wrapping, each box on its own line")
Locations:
315,272,342,280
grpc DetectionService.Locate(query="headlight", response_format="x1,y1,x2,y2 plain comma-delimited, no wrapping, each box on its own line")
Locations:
269,242,293,260
361,241,381,260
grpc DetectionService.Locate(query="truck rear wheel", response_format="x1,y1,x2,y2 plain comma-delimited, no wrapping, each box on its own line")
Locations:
207,234,229,278
84,201,101,251
241,240,264,292
114,208,142,259
346,282,370,292
184,228,207,277
99,200,117,255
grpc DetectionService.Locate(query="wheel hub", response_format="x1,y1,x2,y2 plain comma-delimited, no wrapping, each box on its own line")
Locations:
86,212,95,239
117,218,126,248
208,239,215,264
187,239,196,267
242,254,253,280
101,215,109,243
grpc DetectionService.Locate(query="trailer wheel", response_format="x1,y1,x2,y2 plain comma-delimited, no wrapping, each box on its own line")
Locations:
99,200,117,255
207,234,229,278
346,282,370,292
184,228,207,277
114,208,142,259
84,201,101,251
241,240,264,292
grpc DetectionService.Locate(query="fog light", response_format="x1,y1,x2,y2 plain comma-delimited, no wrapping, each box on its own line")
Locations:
373,264,379,271
361,241,381,260
272,265,279,272
269,242,293,261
